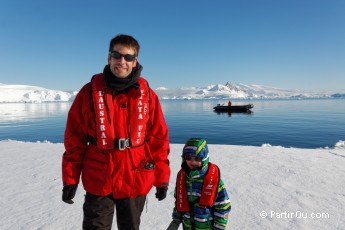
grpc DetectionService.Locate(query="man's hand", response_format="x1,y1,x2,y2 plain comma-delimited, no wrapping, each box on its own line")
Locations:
155,186,168,201
62,184,78,204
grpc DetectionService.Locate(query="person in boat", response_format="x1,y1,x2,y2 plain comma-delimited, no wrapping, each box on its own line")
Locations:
228,101,232,107
167,138,231,230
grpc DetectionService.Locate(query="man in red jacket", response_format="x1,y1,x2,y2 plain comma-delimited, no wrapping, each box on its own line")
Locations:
62,34,170,230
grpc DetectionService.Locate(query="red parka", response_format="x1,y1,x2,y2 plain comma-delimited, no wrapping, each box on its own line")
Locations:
62,74,170,198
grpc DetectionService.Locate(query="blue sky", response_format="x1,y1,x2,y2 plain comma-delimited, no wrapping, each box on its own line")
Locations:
0,0,344,91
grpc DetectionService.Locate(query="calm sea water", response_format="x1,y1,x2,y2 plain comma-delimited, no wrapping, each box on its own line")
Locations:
0,99,344,148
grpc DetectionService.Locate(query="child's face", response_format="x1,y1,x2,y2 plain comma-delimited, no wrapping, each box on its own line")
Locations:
185,157,202,170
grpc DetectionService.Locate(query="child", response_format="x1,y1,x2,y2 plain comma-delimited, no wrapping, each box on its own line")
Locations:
167,138,231,230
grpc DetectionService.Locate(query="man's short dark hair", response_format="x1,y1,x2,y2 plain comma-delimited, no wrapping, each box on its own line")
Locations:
109,34,140,56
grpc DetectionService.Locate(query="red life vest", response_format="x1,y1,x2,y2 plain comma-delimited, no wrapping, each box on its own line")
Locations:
91,74,149,150
176,162,220,212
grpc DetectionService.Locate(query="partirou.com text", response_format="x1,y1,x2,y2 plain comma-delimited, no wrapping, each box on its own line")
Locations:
260,210,330,219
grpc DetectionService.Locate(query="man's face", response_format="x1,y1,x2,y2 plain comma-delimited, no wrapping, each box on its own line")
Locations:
108,44,137,79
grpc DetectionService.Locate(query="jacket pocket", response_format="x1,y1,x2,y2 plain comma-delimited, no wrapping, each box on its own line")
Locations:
82,145,110,194
133,167,155,196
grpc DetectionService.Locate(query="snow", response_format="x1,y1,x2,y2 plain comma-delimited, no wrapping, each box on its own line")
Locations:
154,83,344,100
0,140,344,229
0,84,75,103
1,82,344,103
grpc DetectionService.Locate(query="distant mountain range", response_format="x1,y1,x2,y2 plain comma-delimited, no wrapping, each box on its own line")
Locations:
155,81,345,100
0,82,344,103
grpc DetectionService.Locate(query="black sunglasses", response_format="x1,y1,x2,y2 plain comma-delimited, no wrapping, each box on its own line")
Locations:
184,155,203,162
109,51,136,62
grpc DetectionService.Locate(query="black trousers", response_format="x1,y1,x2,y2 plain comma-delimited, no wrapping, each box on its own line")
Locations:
83,193,146,230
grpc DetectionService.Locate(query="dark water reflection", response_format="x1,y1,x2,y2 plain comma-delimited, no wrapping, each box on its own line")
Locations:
0,99,344,148
161,99,345,148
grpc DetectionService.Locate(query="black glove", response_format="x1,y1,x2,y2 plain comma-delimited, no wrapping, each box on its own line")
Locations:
62,184,78,204
155,186,168,201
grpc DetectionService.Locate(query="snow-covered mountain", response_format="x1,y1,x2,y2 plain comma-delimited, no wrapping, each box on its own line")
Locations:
0,83,77,103
0,82,344,103
155,81,344,100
